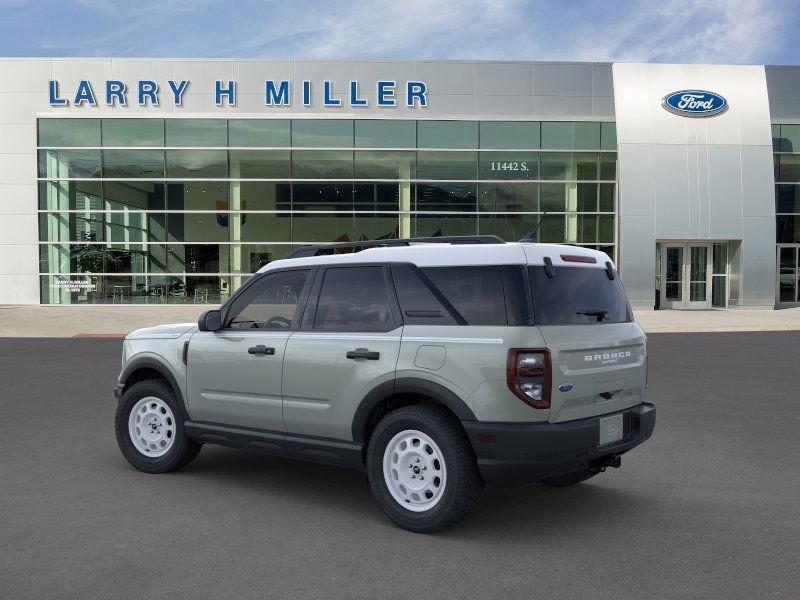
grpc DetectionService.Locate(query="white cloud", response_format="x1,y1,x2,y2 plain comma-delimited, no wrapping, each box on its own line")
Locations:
568,0,784,64
224,0,789,64
0,0,794,64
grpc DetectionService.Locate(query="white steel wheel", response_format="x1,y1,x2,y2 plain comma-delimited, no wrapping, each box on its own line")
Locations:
128,396,177,458
382,429,448,512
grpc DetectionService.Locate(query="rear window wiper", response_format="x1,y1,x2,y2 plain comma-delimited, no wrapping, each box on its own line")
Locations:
576,309,609,322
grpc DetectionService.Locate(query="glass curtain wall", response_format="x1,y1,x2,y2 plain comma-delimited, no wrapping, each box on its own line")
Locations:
774,124,800,304
37,118,618,304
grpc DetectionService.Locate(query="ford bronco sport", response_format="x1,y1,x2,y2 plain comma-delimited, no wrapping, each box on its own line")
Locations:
114,236,655,532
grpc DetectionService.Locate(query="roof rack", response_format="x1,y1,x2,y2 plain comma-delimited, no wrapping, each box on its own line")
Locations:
285,235,506,259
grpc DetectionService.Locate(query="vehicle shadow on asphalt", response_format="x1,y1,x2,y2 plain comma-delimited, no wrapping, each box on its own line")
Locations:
137,444,653,536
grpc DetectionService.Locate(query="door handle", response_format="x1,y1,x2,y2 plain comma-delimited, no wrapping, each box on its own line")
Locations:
248,345,275,355
346,348,380,360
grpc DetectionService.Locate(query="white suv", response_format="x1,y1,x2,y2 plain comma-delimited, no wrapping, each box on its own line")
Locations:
114,236,655,532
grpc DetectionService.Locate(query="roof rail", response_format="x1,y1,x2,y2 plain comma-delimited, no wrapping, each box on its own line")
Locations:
284,235,506,259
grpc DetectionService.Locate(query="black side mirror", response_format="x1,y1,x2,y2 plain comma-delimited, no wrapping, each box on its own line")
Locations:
198,309,223,332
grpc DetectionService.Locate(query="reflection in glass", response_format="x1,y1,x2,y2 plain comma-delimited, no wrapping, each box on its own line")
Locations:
478,213,541,241
776,185,800,213
417,121,478,149
239,212,292,242
165,119,227,147
229,120,290,147
229,150,290,179
39,119,101,147
416,183,477,212
479,122,540,149
355,213,400,240
478,183,538,212
167,182,230,210
354,120,415,148
414,214,477,237
778,246,797,302
292,183,354,211
38,149,102,178
416,151,477,180
165,150,228,178
103,119,164,147
292,213,355,243
354,151,415,179
103,150,165,178
665,247,683,301
36,117,619,304
238,181,291,211
39,181,103,210
354,183,401,211
292,150,353,179
292,120,353,147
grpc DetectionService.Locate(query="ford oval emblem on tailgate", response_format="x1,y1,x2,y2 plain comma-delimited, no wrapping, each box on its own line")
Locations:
558,383,574,393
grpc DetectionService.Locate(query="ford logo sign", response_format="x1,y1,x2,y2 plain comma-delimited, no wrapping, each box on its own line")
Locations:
662,90,727,117
558,383,574,393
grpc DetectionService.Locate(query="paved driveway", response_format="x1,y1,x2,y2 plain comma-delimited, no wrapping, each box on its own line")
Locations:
1,333,798,599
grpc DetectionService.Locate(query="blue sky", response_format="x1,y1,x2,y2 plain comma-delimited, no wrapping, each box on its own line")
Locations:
1,0,798,64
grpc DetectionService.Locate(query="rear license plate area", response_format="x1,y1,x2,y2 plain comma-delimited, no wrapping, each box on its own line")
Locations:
598,413,624,446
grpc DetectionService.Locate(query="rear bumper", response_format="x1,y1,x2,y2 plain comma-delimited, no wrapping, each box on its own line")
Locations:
463,402,656,488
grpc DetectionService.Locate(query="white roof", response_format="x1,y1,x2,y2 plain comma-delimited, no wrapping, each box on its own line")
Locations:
259,242,613,273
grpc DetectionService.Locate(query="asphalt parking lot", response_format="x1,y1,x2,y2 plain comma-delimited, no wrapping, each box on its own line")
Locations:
1,332,799,599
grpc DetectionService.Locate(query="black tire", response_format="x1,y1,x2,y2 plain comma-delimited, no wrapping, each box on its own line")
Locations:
115,378,201,474
540,470,597,487
367,405,484,533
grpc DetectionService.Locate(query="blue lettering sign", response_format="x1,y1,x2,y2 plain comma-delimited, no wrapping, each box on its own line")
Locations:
323,81,341,106
377,81,396,106
215,80,236,106
47,78,430,109
138,81,159,106
406,81,427,107
168,80,189,106
349,81,368,106
266,80,290,106
74,80,97,106
49,80,68,106
106,80,127,106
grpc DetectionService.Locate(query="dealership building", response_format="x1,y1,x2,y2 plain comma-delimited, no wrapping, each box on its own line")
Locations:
0,58,799,309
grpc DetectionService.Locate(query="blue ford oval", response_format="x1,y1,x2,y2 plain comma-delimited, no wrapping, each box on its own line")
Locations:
663,90,727,117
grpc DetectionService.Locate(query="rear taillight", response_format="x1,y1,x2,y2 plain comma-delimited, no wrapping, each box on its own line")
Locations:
506,348,551,409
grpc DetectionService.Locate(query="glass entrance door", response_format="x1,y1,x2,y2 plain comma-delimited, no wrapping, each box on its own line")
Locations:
777,245,798,303
659,243,713,309
662,245,684,309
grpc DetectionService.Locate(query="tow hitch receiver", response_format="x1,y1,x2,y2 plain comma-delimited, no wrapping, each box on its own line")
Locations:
590,455,621,474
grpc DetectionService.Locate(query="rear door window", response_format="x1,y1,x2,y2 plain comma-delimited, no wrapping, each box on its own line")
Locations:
314,266,394,331
420,266,513,326
529,265,632,325
393,264,529,326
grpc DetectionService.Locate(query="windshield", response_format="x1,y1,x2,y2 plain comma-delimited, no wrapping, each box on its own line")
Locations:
529,265,632,325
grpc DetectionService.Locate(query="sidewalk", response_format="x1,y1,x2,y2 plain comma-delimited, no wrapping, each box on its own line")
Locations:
2,304,800,337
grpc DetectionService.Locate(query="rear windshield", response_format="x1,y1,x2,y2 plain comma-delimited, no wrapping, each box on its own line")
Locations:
530,265,632,325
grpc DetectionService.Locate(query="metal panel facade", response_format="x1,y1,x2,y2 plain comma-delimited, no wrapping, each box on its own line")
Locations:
613,63,776,308
0,58,796,307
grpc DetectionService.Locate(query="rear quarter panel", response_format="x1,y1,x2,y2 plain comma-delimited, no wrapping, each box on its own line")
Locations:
398,325,551,423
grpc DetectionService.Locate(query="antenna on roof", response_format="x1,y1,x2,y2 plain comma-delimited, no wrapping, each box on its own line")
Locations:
519,211,547,242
